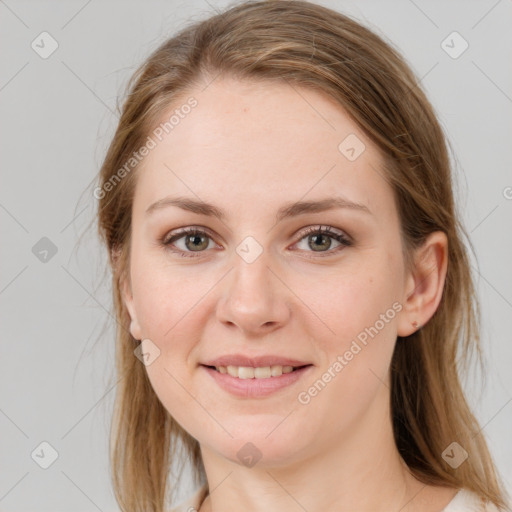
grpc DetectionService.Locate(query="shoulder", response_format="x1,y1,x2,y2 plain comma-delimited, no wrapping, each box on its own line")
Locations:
168,484,209,512
442,488,504,512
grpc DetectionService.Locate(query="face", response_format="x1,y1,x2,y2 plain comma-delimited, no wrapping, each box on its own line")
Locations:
123,76,411,467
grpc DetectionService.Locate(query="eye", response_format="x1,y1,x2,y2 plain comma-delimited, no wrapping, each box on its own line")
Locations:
162,227,218,258
161,225,352,258
293,225,352,257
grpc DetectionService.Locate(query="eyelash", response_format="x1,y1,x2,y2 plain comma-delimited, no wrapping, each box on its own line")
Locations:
161,225,352,259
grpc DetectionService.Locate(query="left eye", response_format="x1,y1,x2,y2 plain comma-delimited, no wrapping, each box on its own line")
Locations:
294,225,352,255
162,225,352,258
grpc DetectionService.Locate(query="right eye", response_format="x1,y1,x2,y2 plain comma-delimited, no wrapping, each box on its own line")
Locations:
162,227,219,257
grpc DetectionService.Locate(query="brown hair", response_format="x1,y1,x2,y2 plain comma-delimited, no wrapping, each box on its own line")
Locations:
94,1,510,510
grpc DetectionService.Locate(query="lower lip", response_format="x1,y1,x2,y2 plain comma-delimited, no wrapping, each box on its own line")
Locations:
201,365,313,398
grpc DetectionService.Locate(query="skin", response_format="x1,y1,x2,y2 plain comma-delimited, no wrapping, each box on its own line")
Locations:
122,76,455,512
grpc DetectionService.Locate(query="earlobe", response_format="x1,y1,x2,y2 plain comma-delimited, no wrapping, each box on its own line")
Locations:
397,231,448,337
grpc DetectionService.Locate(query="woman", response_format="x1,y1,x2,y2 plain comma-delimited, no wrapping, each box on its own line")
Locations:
95,1,510,511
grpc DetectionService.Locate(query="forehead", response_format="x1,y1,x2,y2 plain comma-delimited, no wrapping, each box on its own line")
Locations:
133,76,392,219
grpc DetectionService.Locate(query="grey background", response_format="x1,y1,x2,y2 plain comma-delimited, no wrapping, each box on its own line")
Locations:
1,0,511,510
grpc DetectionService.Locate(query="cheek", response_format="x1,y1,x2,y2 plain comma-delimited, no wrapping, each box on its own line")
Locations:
300,255,403,396
130,247,204,341
129,255,220,394
303,265,402,351
294,271,401,436
132,274,174,340
130,262,204,425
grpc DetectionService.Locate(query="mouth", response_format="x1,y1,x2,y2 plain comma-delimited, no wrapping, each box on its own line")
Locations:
200,363,314,398
201,363,312,379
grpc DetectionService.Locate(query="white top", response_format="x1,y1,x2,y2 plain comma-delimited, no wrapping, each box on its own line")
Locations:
442,488,501,512
169,484,501,512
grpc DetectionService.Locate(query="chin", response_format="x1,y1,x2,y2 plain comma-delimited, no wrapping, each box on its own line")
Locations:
201,423,315,469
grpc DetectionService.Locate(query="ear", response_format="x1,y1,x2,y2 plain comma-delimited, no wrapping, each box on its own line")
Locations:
397,231,448,337
113,248,143,341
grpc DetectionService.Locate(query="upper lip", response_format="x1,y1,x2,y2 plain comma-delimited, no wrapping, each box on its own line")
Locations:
202,354,312,368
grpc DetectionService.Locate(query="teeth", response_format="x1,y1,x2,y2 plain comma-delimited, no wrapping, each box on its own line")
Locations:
220,365,296,379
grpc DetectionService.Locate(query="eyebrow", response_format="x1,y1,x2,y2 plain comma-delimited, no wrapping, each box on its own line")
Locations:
145,195,372,222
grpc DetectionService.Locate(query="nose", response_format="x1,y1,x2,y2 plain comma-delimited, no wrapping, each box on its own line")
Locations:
215,247,291,336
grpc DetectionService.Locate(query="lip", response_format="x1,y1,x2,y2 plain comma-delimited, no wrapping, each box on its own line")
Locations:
201,354,311,368
201,364,314,398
